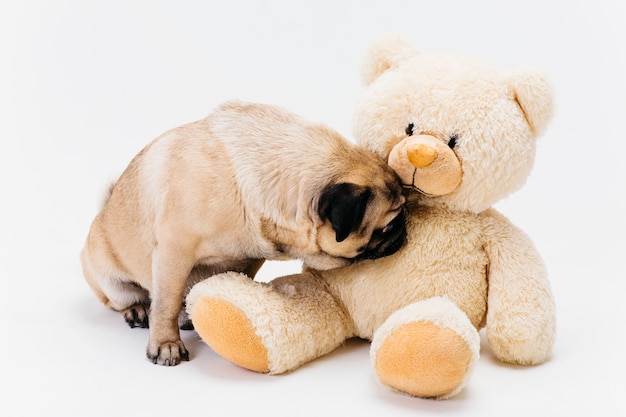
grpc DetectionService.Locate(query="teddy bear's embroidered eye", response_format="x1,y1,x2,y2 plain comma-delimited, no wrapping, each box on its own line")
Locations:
405,123,414,136
448,134,458,149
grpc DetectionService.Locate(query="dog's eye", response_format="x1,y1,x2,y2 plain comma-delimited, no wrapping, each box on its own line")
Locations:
448,134,458,149
382,223,394,234
405,123,414,137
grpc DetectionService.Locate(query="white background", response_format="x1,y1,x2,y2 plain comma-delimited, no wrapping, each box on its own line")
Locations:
1,1,625,416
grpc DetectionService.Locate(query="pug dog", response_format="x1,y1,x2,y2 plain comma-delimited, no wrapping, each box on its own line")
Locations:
81,101,407,366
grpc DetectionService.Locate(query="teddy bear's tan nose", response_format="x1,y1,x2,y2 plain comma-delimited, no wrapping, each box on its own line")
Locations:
407,143,438,168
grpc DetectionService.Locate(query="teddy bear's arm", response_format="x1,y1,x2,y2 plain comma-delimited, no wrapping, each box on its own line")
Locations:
481,208,556,365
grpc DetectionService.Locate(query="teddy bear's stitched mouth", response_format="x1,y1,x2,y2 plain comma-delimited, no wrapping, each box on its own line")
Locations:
402,183,432,196
404,169,433,196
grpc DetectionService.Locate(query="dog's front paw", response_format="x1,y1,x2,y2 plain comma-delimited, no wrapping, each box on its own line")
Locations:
147,340,189,366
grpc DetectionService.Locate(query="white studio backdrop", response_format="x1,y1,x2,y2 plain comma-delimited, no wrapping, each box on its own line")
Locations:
1,1,625,416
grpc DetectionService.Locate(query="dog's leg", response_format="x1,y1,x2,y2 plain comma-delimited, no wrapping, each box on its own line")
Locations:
146,244,194,366
81,244,151,328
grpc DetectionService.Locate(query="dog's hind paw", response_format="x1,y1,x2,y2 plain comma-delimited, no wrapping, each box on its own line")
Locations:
122,303,150,328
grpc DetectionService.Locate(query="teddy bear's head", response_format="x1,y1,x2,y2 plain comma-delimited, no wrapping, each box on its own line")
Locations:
353,35,553,213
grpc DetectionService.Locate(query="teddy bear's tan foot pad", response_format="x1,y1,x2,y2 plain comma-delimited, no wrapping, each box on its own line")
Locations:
375,321,472,398
191,297,269,373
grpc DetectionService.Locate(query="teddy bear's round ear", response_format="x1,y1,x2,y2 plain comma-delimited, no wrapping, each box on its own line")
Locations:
360,34,419,86
505,67,555,137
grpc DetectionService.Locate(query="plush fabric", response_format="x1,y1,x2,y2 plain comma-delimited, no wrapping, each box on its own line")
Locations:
186,34,556,400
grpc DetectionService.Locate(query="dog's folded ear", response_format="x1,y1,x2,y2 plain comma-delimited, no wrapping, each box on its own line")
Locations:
318,183,371,242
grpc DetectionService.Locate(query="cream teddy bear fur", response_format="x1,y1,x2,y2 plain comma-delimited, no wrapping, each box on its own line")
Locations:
186,34,556,400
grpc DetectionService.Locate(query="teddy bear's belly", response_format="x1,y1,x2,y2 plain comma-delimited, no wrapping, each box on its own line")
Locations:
325,208,488,340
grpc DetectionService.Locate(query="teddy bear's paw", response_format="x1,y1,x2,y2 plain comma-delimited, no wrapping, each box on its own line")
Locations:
186,272,272,372
371,297,480,399
374,321,472,399
487,313,556,366
191,295,269,372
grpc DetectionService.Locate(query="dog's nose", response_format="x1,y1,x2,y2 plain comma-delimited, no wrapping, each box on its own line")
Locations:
407,143,438,168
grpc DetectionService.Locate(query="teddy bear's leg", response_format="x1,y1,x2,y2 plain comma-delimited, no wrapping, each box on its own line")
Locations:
186,271,354,374
370,297,480,399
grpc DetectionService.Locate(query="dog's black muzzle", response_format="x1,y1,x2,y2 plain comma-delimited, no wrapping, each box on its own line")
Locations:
356,209,407,262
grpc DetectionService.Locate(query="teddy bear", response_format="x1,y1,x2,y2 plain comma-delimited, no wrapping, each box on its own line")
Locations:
185,34,557,399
